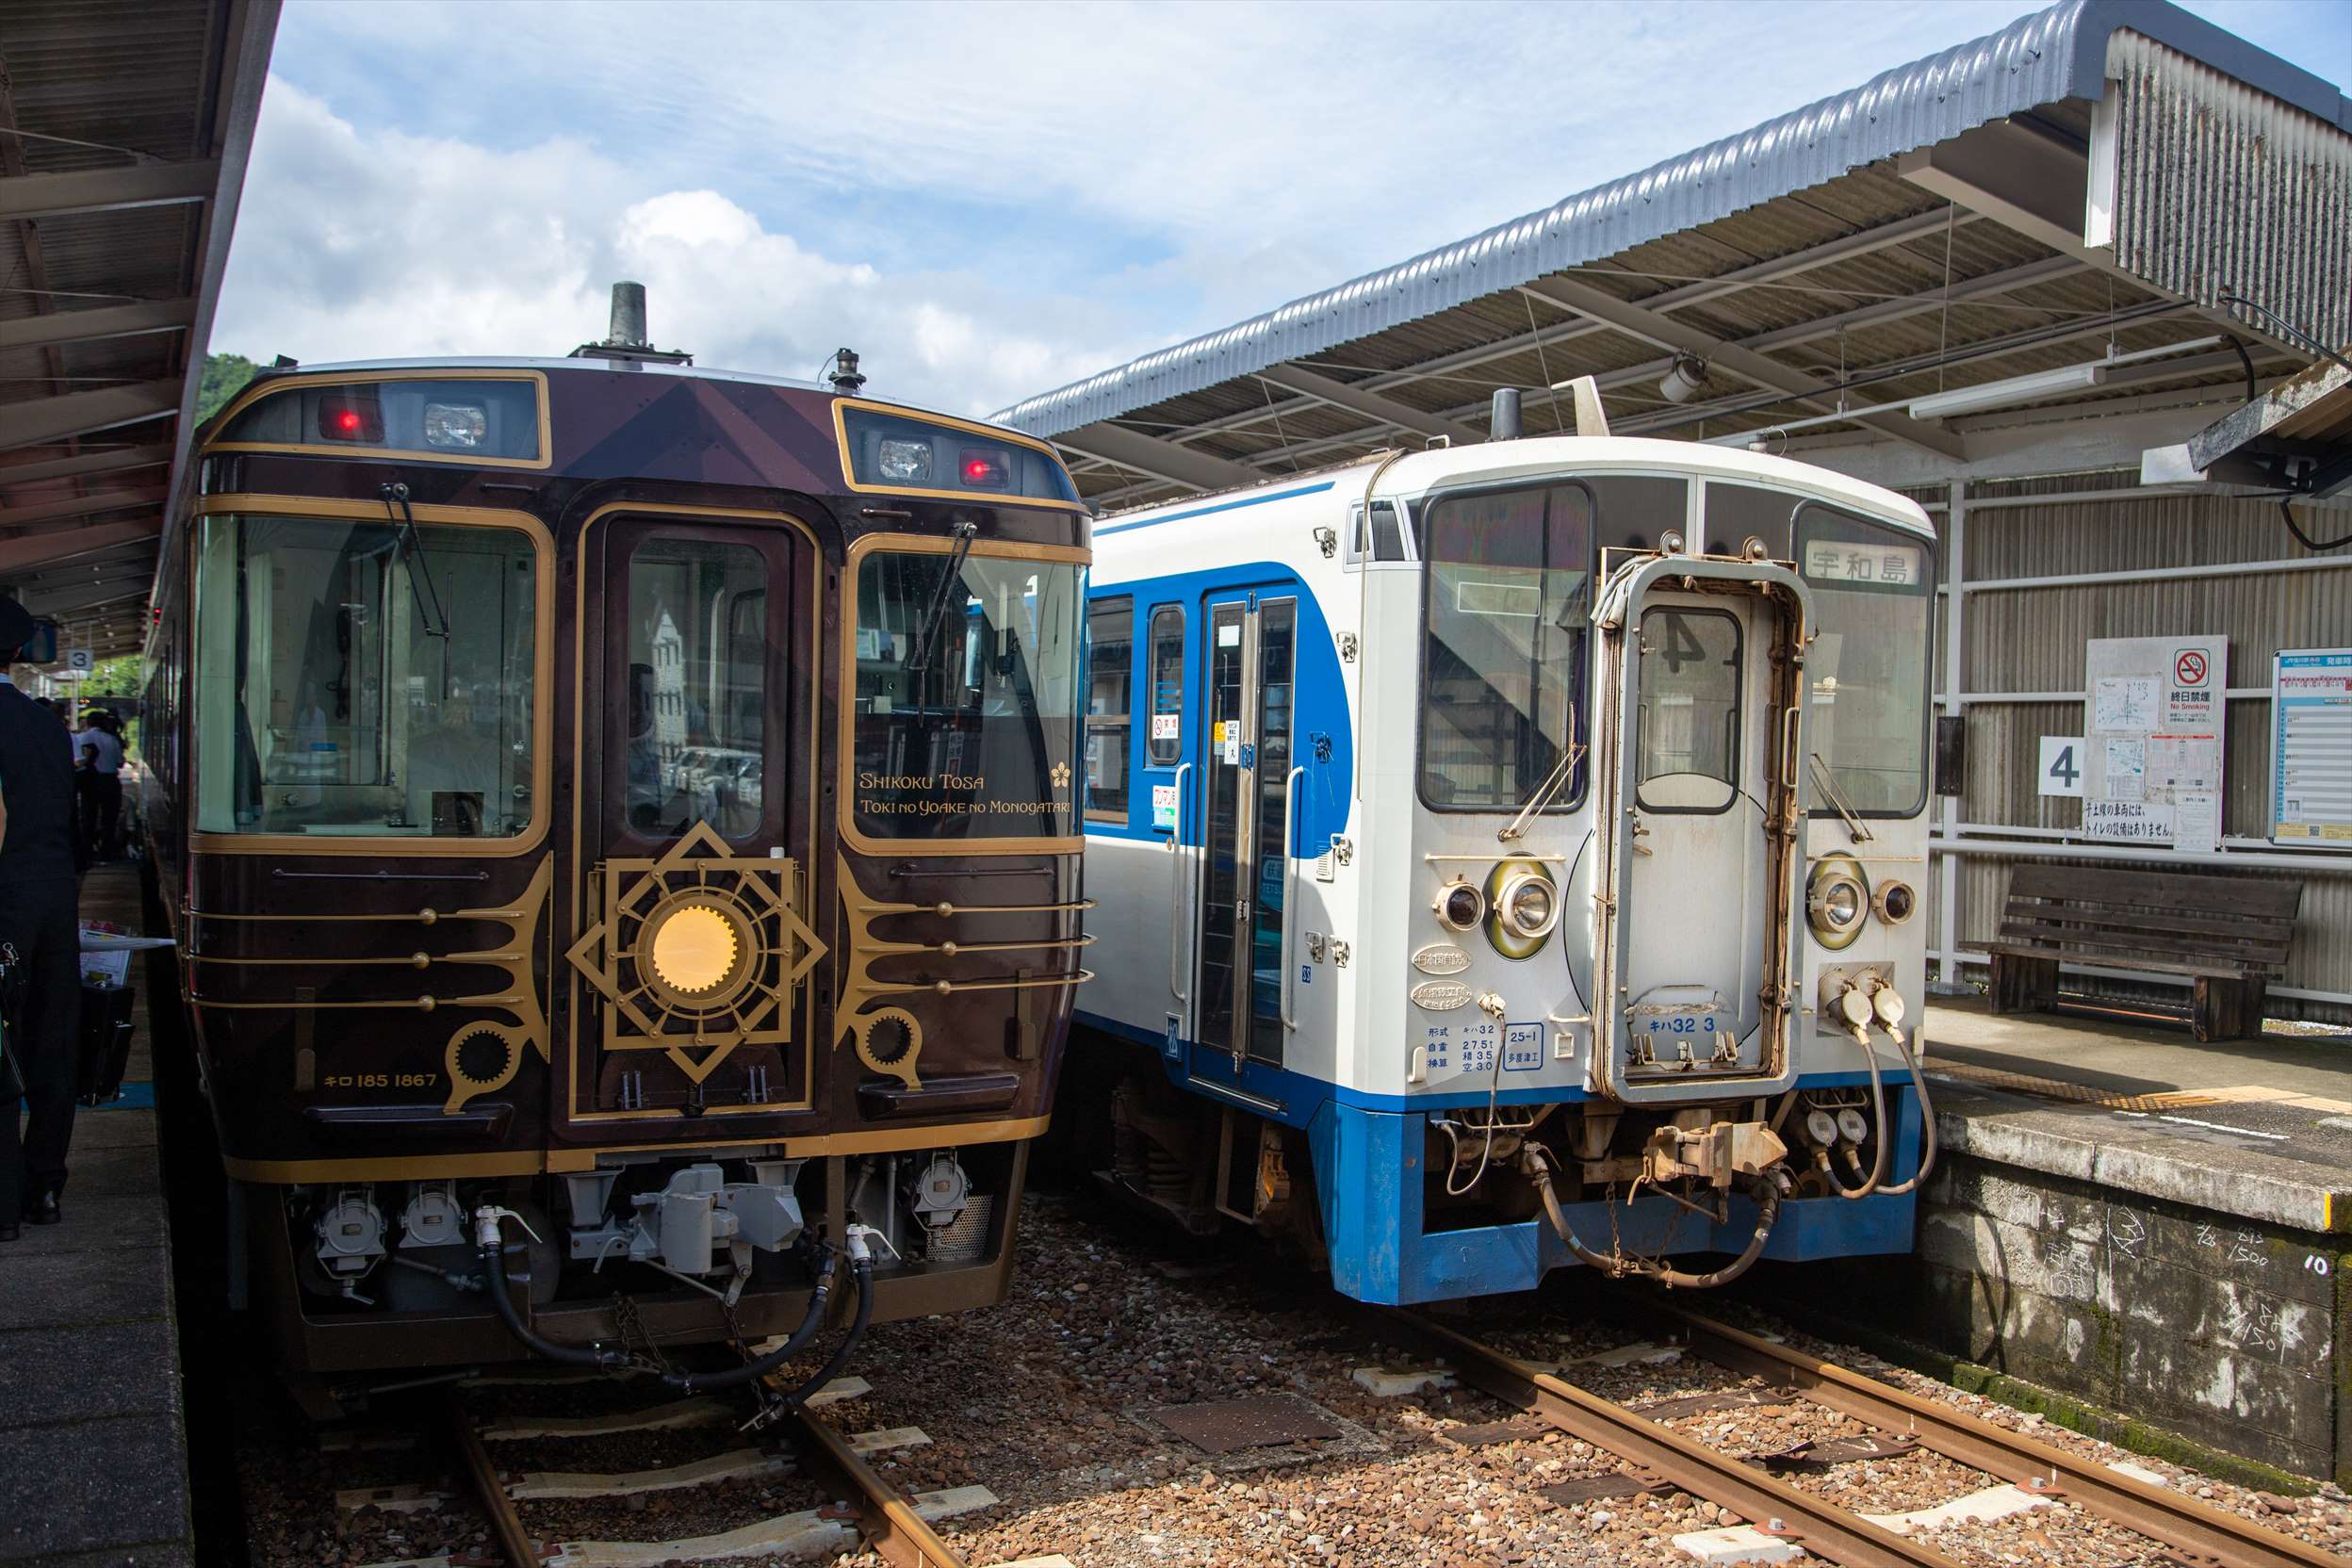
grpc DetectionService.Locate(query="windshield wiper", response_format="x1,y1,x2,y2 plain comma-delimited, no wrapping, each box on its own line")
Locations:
1809,752,1874,844
1499,718,1584,843
901,518,978,695
378,482,449,640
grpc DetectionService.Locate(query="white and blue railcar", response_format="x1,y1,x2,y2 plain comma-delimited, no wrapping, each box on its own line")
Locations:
1070,411,1936,1304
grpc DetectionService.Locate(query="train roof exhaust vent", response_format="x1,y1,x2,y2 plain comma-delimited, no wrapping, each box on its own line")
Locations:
1490,388,1522,441
570,281,694,367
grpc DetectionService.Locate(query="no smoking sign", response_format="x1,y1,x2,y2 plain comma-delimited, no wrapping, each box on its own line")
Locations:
2175,649,2209,686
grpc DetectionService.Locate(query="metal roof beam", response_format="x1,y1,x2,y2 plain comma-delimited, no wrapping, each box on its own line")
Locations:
1052,422,1263,494
0,443,175,490
0,159,220,221
0,300,197,354
1519,274,1967,458
0,486,168,531
1255,365,1484,447
1162,209,1993,452
0,381,183,450
15,575,151,618
0,517,160,578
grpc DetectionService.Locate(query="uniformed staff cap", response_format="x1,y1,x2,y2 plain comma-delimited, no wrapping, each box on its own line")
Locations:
0,596,34,658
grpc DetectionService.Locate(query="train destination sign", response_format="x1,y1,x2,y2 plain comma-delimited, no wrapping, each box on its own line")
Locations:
1802,540,1924,587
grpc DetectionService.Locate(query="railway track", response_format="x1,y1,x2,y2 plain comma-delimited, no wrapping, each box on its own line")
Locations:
333,1368,998,1568
1382,1303,2336,1568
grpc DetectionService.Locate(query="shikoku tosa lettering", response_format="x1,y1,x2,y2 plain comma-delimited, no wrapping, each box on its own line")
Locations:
859,772,988,792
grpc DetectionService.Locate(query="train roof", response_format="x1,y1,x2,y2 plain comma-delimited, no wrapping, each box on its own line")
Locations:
238,355,1023,438
1100,435,1936,541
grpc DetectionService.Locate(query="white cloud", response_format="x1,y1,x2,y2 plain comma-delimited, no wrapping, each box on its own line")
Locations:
214,80,1138,416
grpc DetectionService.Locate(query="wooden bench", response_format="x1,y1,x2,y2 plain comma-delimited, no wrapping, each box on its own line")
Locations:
1984,863,2303,1042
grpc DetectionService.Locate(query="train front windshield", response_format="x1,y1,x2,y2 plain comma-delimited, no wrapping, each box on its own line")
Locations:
1795,503,1934,816
1417,482,1592,811
851,547,1084,840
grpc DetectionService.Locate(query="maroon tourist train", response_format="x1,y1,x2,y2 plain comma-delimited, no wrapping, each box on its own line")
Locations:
139,287,1090,1398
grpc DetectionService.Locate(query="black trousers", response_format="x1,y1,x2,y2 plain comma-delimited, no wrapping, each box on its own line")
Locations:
1,875,80,1219
78,772,122,860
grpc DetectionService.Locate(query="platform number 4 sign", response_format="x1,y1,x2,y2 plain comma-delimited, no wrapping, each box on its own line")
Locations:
2039,735,2085,797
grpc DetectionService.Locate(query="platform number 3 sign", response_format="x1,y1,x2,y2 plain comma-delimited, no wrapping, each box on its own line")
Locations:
2038,735,2086,797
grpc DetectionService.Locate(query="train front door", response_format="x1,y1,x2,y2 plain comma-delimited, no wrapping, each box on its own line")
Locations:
1193,591,1298,1070
1592,559,1808,1105
555,510,823,1130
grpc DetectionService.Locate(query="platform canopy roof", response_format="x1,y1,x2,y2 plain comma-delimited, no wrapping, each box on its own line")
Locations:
0,0,277,667
993,0,2351,513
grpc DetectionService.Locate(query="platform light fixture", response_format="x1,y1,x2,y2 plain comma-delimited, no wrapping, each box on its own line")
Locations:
1906,362,2111,420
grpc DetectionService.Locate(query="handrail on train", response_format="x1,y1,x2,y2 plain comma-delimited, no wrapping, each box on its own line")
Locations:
1167,761,1194,1022
1280,765,1307,1033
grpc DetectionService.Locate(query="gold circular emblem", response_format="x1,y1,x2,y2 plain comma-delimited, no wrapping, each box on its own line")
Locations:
648,903,741,995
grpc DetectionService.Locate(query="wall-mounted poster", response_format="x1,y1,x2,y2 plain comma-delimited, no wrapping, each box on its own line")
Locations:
2082,635,2226,846
2270,648,2352,849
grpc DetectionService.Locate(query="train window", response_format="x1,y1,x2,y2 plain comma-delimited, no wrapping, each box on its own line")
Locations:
216,378,543,464
1345,500,1409,564
621,540,766,841
1086,597,1133,823
1416,481,1592,813
1636,607,1741,814
190,512,536,838
1704,482,1801,560
851,547,1084,841
840,406,1079,503
1147,606,1184,767
1588,475,1690,564
1795,503,1933,817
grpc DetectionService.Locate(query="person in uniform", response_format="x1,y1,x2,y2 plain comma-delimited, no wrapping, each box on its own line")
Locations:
75,709,125,859
0,598,84,1239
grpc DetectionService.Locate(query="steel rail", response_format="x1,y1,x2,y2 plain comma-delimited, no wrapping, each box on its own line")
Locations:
449,1396,545,1568
787,1408,971,1568
1657,1305,2339,1568
1386,1310,1965,1568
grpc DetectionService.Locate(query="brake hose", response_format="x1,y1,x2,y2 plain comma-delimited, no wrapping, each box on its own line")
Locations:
1524,1147,1784,1291
656,1250,838,1395
1821,1025,1889,1200
765,1247,875,1411
1874,1026,1939,1197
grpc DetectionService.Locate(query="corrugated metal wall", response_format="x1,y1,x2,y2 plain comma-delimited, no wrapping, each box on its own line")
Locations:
1926,468,2352,1021
2108,29,2352,359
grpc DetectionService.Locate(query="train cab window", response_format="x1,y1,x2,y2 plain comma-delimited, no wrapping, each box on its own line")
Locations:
1795,503,1933,816
851,547,1083,841
1704,482,1800,560
622,540,766,841
1417,481,1591,812
1345,500,1409,564
1146,606,1184,767
1085,598,1133,823
190,512,537,837
1636,607,1741,814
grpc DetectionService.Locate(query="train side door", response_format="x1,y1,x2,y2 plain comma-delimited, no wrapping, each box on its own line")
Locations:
1193,590,1298,1070
556,511,818,1130
1592,559,1807,1105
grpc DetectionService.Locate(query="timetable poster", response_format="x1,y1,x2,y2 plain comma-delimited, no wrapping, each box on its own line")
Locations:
2271,648,2352,848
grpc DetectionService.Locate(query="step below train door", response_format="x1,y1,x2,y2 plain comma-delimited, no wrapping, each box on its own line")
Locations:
1591,556,1810,1105
1191,588,1299,1080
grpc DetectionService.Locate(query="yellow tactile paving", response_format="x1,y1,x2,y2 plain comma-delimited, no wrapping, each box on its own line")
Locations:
1919,1059,2305,1115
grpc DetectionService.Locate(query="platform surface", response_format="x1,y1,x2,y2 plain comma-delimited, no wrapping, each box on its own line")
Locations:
0,862,193,1566
1923,995,2352,1233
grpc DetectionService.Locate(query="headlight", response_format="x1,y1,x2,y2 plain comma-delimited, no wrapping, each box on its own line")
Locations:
1433,879,1484,932
1807,856,1869,949
876,437,932,483
1872,879,1917,924
423,402,486,449
1482,860,1558,958
1498,872,1559,939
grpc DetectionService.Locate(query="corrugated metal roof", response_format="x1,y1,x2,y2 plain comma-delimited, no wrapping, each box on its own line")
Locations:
993,0,2350,439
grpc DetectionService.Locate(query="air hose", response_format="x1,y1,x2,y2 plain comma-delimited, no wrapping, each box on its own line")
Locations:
476,1207,634,1370
1523,1147,1785,1291
764,1247,875,1411
473,1206,841,1389
1821,1024,1890,1200
1874,1026,1938,1197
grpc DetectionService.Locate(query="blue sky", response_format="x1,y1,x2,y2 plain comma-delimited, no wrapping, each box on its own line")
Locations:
214,0,2349,417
